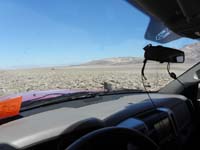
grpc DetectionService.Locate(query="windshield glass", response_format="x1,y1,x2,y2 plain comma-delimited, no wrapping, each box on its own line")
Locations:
0,0,198,97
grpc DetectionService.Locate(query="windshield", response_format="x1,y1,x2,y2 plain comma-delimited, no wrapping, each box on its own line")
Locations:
0,0,198,97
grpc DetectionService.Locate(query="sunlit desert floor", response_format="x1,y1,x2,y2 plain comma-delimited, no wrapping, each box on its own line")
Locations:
0,64,191,96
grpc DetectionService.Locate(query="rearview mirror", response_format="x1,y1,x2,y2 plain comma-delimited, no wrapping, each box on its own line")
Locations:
143,44,185,63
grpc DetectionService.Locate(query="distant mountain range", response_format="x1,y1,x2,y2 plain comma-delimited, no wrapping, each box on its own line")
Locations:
79,42,200,66
81,57,143,66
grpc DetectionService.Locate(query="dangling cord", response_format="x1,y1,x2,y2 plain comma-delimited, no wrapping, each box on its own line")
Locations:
167,62,185,90
141,59,147,80
141,59,157,108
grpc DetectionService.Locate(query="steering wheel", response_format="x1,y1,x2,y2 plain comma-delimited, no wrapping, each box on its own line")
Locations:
66,127,159,150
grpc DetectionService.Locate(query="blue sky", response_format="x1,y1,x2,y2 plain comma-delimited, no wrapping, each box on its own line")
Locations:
0,0,195,68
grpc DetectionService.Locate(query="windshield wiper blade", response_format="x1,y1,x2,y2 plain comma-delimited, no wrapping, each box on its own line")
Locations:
21,91,97,111
21,89,146,112
24,92,95,102
101,89,145,95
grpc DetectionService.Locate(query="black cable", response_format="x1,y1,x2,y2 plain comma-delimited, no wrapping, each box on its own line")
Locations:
141,60,157,108
141,59,147,80
167,63,185,90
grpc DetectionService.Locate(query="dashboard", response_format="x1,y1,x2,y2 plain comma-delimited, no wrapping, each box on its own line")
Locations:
0,93,194,150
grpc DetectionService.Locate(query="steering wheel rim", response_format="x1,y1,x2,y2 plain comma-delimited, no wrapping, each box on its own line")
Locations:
66,127,159,150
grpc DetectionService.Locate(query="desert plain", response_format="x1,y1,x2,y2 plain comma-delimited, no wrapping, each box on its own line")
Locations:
0,63,191,97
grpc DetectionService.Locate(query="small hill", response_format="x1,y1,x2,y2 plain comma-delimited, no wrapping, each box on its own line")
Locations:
81,57,143,66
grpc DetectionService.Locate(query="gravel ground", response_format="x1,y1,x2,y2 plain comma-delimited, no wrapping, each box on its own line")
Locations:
0,65,187,96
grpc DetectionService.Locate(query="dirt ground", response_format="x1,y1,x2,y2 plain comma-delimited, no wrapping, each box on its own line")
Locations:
0,64,191,96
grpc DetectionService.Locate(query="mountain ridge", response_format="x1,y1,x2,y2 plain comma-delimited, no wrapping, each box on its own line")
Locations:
79,42,200,66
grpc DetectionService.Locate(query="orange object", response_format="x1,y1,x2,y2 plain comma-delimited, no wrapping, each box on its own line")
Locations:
0,96,22,119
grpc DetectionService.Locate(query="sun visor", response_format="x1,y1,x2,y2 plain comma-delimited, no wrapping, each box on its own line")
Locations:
144,17,181,43
127,0,181,43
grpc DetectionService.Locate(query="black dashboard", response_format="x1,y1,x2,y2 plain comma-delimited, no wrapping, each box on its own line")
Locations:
0,93,195,150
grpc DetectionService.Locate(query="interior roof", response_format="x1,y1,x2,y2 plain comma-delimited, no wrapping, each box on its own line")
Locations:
128,0,200,39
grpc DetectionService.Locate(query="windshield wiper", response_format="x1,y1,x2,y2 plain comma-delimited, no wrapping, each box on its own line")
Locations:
101,89,145,95
21,91,97,111
21,89,145,112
